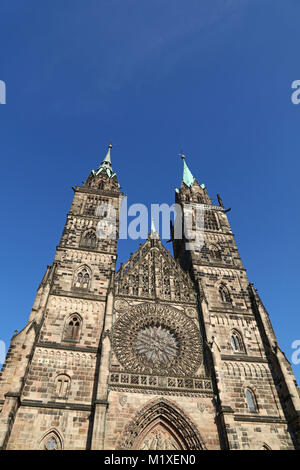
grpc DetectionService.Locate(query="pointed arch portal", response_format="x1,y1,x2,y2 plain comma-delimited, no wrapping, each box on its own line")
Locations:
117,398,206,450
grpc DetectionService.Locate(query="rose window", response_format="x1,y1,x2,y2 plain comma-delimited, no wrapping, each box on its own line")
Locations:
112,303,202,376
135,325,178,366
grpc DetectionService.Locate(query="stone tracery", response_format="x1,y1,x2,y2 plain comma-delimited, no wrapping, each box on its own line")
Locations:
115,237,196,303
117,398,206,450
112,303,202,376
135,325,178,367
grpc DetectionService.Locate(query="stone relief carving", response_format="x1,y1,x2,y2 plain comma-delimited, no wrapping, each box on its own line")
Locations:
103,329,111,340
139,425,181,450
117,398,206,450
119,395,127,407
197,403,206,413
185,307,198,319
114,299,129,313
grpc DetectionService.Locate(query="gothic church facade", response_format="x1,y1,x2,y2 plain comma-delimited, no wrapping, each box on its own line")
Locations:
0,146,299,450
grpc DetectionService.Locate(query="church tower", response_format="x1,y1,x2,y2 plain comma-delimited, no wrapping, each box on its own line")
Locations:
0,147,299,450
0,145,122,450
172,155,300,450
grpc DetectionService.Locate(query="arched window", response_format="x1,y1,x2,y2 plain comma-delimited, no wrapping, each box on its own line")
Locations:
98,181,104,190
41,431,62,450
81,230,97,249
64,314,81,341
55,375,70,398
84,204,95,216
74,268,90,289
219,284,231,303
197,194,204,204
204,211,219,230
231,330,245,353
132,273,139,296
186,195,190,203
246,389,257,413
210,244,222,261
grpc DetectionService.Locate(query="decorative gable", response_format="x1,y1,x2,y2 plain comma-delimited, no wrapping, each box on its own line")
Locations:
115,236,196,304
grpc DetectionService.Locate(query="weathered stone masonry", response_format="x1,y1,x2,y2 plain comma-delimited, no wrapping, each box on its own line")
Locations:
0,147,299,450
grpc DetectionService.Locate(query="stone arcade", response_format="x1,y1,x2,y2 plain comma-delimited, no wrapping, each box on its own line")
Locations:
0,145,299,450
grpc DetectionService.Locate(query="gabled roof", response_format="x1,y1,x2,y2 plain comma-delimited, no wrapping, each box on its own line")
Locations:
115,235,197,303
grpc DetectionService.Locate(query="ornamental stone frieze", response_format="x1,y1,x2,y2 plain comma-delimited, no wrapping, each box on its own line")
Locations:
108,371,213,397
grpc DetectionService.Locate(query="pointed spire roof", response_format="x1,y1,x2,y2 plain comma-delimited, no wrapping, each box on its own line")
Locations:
150,217,159,239
93,143,116,178
175,153,205,193
103,144,112,165
181,153,195,187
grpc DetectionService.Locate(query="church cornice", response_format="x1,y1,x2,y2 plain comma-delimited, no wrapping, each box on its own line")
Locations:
114,294,197,307
109,385,213,398
209,307,253,315
192,260,246,271
66,212,119,222
234,414,287,424
20,400,92,412
56,245,117,257
201,228,234,235
220,354,268,363
73,186,122,198
49,289,107,302
36,341,98,354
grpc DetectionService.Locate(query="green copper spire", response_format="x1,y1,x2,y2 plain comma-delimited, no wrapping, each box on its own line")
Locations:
93,143,116,178
103,144,112,165
175,153,205,192
181,153,195,187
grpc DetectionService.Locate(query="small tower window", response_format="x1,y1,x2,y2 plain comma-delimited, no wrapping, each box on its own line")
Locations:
55,375,70,398
231,331,245,353
41,431,62,450
210,244,222,261
246,389,257,413
64,314,81,341
81,230,97,248
197,194,204,203
219,285,231,303
204,211,219,230
75,268,90,289
85,205,95,216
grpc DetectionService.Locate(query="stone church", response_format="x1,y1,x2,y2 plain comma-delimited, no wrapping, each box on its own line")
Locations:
0,145,299,450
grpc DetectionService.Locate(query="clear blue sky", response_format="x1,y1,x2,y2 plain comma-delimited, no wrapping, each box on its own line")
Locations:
0,1,300,382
